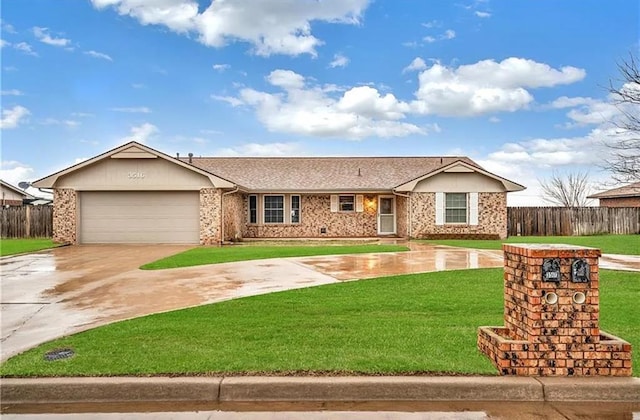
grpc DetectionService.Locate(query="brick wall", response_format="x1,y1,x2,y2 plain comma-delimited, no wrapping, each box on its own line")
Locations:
244,194,378,238
222,192,244,241
478,244,632,376
599,197,640,207
410,192,507,239
199,188,221,245
53,188,77,244
395,195,408,237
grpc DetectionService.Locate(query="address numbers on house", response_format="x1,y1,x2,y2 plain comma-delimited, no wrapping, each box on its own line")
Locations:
127,171,145,179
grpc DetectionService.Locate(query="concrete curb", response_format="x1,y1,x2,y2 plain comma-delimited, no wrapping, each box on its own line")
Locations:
2,376,639,407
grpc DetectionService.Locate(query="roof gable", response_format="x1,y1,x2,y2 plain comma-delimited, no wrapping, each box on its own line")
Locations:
394,161,526,192
33,142,235,189
1,180,34,198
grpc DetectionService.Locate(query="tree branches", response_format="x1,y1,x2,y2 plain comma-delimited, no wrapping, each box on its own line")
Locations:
539,171,591,207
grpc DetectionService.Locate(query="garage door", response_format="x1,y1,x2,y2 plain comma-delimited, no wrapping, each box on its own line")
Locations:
80,191,200,244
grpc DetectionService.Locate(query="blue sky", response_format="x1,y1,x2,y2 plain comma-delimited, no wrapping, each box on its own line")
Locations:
1,0,637,204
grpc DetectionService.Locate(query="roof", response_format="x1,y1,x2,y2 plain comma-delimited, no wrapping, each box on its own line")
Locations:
32,142,235,189
187,156,525,192
1,180,34,198
587,182,640,199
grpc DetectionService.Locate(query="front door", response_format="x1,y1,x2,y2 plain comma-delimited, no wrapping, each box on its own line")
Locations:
377,196,396,235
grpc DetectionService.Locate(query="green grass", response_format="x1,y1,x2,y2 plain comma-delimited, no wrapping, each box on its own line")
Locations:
1,269,637,377
420,234,640,255
141,244,409,269
0,238,57,257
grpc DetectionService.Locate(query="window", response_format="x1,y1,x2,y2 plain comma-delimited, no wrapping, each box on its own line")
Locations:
339,195,355,212
291,195,300,223
264,195,284,223
445,193,467,223
249,195,257,224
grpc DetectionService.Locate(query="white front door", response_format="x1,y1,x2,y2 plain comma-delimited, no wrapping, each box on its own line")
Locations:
378,196,396,235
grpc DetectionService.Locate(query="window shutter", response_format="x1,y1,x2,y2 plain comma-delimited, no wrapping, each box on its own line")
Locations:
435,192,444,225
330,195,338,212
355,195,364,212
469,192,479,225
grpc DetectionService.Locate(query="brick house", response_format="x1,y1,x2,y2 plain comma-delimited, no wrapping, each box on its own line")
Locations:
33,142,525,244
587,182,640,207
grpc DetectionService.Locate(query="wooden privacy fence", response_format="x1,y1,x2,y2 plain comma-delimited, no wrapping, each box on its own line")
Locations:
508,207,640,237
0,206,53,238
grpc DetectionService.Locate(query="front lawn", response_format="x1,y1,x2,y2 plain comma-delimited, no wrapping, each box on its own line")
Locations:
1,269,637,377
0,238,57,257
141,243,409,269
420,234,639,255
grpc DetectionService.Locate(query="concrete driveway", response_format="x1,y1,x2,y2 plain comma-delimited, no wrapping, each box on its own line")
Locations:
0,245,339,361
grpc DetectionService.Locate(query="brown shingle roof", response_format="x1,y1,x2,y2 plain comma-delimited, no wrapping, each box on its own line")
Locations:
587,182,640,199
186,156,480,191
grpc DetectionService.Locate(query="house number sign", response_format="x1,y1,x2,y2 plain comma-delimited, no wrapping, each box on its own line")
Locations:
128,171,145,179
542,258,560,283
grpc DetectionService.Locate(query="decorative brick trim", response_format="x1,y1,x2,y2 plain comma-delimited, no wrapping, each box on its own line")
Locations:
53,189,77,244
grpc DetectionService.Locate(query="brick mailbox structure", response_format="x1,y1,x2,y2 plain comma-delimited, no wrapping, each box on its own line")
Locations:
478,244,632,376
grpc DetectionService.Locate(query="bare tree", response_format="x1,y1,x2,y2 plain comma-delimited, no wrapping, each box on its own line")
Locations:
605,53,640,182
539,171,591,207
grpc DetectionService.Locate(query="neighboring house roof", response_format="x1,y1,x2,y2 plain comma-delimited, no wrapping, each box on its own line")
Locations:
1,179,34,199
587,182,640,199
32,142,235,189
187,156,525,192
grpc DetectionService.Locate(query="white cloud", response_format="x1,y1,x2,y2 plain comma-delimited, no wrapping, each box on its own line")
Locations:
1,20,17,34
40,118,80,128
13,42,37,56
110,106,152,113
423,29,456,43
0,39,9,48
211,95,245,107
131,83,146,89
84,50,113,61
91,0,370,57
32,27,71,47
475,11,491,18
403,57,427,73
421,20,441,28
71,112,94,118
212,63,230,72
120,122,159,144
216,142,302,156
220,69,423,139
0,160,36,194
329,53,349,68
488,116,501,123
550,96,621,127
1,89,23,96
0,105,30,129
411,57,586,116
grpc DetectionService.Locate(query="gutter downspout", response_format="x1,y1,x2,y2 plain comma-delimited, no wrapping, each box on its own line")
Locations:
220,186,239,246
393,190,411,239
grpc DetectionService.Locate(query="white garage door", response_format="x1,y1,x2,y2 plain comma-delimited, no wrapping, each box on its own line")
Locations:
80,191,200,244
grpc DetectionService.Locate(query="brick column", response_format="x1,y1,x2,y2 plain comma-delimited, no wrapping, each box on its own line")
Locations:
53,188,77,244
199,188,221,245
478,244,632,376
